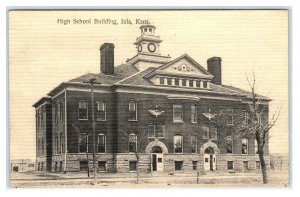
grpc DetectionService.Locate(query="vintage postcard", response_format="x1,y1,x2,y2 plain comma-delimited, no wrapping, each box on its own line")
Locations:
9,10,289,188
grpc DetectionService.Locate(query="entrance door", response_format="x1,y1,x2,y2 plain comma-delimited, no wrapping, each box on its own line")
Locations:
204,147,216,171
151,153,164,172
151,146,164,172
156,154,164,171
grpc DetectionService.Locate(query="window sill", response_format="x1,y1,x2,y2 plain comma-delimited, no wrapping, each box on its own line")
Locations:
96,120,107,122
129,170,137,173
78,119,88,121
174,152,183,154
191,122,197,124
128,120,138,122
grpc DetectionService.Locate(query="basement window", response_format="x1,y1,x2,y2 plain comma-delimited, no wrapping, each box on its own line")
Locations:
175,161,183,171
227,161,234,170
129,161,137,172
98,161,107,172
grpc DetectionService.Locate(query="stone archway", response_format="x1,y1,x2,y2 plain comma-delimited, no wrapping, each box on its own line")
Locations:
145,139,168,172
200,141,220,155
145,139,168,154
200,141,219,171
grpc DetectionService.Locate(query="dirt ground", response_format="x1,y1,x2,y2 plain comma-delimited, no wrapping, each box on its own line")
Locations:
10,169,289,188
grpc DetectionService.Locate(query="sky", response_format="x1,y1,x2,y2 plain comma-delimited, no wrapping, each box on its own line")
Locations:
9,10,288,161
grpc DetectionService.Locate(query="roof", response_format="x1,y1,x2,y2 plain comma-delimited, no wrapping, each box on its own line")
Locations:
68,63,139,85
221,85,271,100
43,55,270,102
32,97,52,108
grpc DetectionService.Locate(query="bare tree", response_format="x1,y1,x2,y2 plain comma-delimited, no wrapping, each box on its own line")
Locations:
204,73,280,184
241,73,281,184
120,126,148,184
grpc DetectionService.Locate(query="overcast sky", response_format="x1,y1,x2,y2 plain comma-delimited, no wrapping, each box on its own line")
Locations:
9,10,288,161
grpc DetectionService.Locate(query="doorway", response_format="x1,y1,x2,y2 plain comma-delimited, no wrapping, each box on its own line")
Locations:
204,147,216,171
151,146,164,172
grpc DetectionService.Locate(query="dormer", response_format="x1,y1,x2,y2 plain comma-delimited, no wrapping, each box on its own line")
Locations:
144,54,214,90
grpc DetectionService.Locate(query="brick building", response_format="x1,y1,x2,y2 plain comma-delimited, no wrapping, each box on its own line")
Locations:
33,25,270,173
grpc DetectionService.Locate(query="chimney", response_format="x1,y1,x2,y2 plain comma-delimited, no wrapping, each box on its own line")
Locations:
100,43,115,75
207,57,222,85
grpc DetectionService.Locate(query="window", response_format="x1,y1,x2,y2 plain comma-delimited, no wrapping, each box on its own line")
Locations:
41,111,44,129
242,138,248,154
174,135,183,153
128,133,137,152
173,104,183,122
148,124,165,138
78,100,88,120
60,161,63,172
175,161,183,171
191,135,197,153
54,105,58,123
97,134,106,153
79,133,87,153
191,105,197,123
243,110,249,124
79,161,88,171
128,101,137,121
156,124,165,138
225,138,233,153
96,101,106,121
243,161,249,171
196,81,200,88
41,162,44,171
203,127,209,139
41,139,44,155
192,161,198,170
189,80,193,87
227,109,234,125
210,127,217,140
55,134,59,154
59,101,64,122
175,78,179,86
37,139,40,155
255,140,258,154
227,161,234,170
167,78,172,85
148,124,155,138
129,161,137,171
159,77,164,85
203,127,217,140
256,161,261,169
182,79,186,86
98,161,107,172
203,81,208,88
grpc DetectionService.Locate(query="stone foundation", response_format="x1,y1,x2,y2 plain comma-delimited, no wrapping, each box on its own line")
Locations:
50,153,270,173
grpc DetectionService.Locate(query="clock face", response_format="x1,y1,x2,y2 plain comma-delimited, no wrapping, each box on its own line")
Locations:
138,44,142,52
148,43,156,52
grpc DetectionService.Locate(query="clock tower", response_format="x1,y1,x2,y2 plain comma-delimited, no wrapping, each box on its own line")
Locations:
127,25,171,71
134,25,162,55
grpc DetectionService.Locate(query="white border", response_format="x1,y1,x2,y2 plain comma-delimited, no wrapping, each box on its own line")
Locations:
1,1,299,197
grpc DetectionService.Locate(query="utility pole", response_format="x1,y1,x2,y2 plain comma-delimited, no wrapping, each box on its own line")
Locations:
84,78,101,185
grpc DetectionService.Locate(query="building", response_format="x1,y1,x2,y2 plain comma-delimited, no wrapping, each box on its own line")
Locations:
33,25,270,173
10,159,35,172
